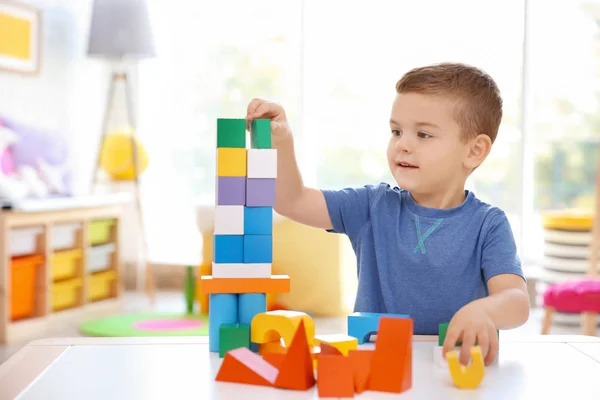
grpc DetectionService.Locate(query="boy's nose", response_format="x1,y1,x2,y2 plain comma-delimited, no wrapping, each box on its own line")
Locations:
395,136,411,153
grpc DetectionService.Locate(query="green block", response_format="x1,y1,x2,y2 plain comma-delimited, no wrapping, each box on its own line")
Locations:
217,118,246,148
219,323,250,357
438,322,499,347
250,119,271,148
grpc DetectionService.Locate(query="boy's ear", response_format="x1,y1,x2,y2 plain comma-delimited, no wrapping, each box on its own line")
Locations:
465,134,492,169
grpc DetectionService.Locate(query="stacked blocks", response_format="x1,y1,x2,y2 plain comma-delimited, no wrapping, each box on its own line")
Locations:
204,118,290,354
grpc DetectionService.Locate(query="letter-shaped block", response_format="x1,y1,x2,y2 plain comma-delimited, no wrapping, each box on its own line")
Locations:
214,205,244,234
244,234,272,263
349,349,374,394
213,234,243,263
216,176,246,206
217,148,247,177
274,320,315,390
347,312,410,344
244,206,273,235
219,324,250,357
246,178,275,206
251,310,315,347
217,118,246,148
211,263,271,278
250,119,272,149
446,346,485,389
247,149,277,178
314,334,358,356
209,293,238,352
215,347,278,387
317,354,355,398
259,340,286,355
367,317,412,393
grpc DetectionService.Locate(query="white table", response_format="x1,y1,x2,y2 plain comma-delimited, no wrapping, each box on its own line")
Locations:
1,335,600,399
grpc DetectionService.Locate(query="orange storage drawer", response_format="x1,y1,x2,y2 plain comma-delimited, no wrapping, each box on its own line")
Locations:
11,255,43,320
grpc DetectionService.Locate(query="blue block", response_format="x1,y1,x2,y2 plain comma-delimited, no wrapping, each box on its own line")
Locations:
214,234,243,263
347,312,410,344
238,293,267,352
244,207,273,235
209,294,238,352
243,235,272,263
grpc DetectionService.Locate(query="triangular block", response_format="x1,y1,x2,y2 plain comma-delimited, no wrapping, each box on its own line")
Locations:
216,347,278,387
274,320,316,390
367,317,412,393
317,354,355,398
320,342,343,356
348,349,374,393
262,352,286,369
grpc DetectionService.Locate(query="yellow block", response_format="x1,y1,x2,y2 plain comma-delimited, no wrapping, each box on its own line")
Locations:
0,13,31,60
541,210,593,231
251,310,315,347
314,334,358,356
446,346,485,389
217,148,247,177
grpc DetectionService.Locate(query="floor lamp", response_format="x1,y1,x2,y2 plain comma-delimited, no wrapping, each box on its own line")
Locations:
87,0,156,303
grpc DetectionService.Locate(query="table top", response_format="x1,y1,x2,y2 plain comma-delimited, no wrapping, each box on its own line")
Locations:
1,335,600,400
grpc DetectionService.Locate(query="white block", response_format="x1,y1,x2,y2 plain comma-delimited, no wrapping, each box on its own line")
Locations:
212,262,272,278
247,149,277,178
214,206,244,234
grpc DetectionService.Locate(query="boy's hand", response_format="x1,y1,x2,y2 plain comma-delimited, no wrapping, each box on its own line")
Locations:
246,98,292,140
442,301,498,366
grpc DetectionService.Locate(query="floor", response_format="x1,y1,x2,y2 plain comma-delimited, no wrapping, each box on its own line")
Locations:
0,290,596,365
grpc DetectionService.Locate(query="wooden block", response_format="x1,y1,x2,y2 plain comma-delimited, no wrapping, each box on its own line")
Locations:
262,352,286,369
446,346,485,389
317,354,355,398
217,148,247,177
214,206,244,235
367,316,412,394
348,349,374,394
250,119,271,149
211,263,271,278
247,149,277,178
215,347,278,387
347,312,409,344
319,342,343,356
314,334,358,356
217,118,246,148
216,176,246,206
244,234,272,263
219,324,250,358
246,178,275,206
208,293,238,352
238,293,267,352
213,235,243,263
251,310,315,347
259,340,286,355
244,206,273,235
274,320,316,390
200,275,290,294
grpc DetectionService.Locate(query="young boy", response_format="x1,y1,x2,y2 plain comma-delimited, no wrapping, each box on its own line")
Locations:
245,62,530,366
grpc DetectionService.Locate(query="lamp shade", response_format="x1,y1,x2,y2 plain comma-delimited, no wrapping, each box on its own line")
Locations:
87,0,156,60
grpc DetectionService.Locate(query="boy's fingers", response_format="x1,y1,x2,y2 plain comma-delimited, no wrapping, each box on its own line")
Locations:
485,328,499,366
251,101,278,120
476,329,489,362
459,329,476,366
246,98,264,118
442,328,461,356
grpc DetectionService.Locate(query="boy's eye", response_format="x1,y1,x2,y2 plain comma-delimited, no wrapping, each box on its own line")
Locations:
418,131,432,138
391,129,402,136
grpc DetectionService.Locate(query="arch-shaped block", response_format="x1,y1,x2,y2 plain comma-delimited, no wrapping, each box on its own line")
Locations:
251,310,315,347
446,346,485,389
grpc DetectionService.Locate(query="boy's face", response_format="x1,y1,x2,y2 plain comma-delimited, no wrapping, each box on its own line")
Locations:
387,92,472,196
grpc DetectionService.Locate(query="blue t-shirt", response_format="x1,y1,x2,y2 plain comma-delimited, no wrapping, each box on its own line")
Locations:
321,182,525,335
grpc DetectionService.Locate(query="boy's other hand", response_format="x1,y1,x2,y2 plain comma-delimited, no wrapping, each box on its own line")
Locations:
442,302,498,366
246,98,292,139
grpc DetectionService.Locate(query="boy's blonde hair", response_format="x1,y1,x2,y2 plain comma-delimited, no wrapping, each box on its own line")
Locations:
395,62,502,143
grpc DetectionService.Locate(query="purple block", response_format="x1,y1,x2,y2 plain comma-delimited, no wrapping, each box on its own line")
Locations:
217,177,246,205
246,178,275,206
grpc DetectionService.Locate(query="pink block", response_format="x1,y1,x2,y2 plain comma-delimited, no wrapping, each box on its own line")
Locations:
543,279,600,313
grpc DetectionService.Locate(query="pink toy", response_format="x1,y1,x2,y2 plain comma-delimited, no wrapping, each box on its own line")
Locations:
543,279,600,313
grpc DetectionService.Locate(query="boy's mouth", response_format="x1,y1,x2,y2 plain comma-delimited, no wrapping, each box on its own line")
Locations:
397,161,418,169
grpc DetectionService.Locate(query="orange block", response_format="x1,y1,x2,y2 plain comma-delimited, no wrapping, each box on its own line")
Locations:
263,352,286,369
367,317,412,394
320,342,343,356
274,320,316,390
259,340,286,355
349,349,374,393
317,354,355,398
216,347,278,387
200,275,290,294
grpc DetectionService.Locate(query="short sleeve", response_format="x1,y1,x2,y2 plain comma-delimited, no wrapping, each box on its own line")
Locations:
481,210,526,283
321,184,380,242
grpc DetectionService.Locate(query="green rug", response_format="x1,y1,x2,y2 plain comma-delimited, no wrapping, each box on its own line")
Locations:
80,312,209,337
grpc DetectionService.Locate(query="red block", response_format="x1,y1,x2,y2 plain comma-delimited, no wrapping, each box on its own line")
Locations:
216,347,278,387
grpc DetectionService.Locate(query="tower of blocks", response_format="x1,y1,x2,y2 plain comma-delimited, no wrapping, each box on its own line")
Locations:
201,117,291,355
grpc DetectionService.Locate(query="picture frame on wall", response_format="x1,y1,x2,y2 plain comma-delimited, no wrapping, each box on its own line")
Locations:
0,1,41,75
